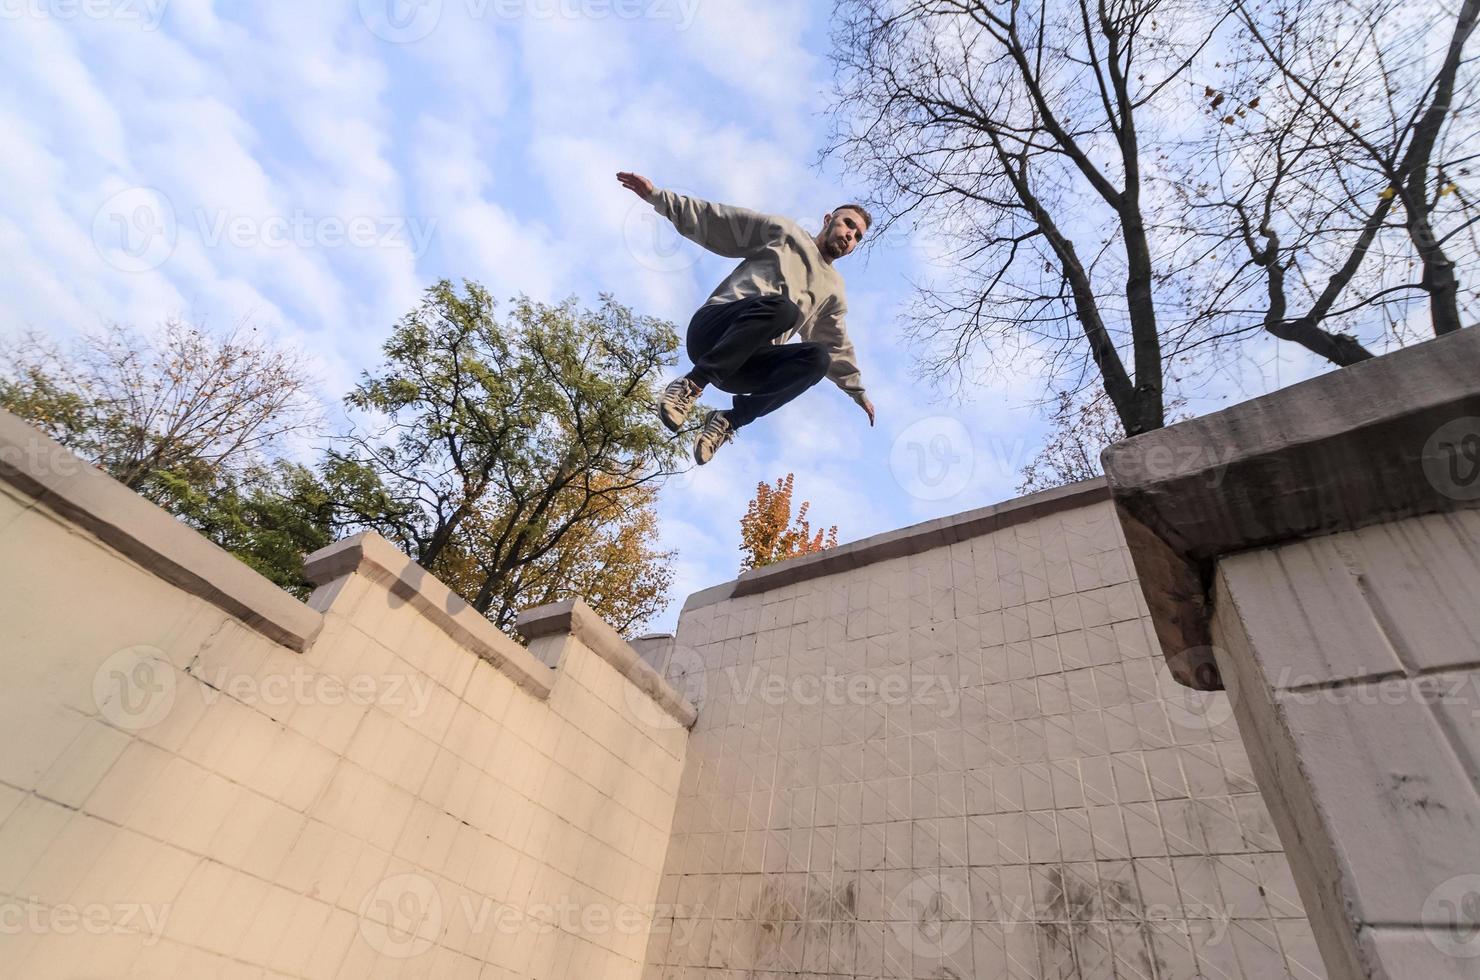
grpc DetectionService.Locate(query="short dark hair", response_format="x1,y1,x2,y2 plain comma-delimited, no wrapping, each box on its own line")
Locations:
832,203,872,229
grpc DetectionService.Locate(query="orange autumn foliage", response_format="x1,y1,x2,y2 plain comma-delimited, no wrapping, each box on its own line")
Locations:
738,473,839,572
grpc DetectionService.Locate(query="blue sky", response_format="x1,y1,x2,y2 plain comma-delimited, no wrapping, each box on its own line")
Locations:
2,0,1345,631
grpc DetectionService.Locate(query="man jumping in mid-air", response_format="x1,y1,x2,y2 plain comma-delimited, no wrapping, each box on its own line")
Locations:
617,172,875,465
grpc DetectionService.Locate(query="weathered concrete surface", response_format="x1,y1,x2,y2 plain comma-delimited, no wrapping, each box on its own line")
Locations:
684,478,1110,611
644,493,1325,979
518,599,697,729
1211,512,1480,980
1104,327,1480,689
0,407,322,652
0,417,692,978
1105,328,1480,979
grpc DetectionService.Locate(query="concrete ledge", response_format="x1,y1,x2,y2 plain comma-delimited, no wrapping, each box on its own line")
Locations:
1103,328,1480,690
0,408,323,652
683,477,1110,611
518,600,698,729
304,532,555,698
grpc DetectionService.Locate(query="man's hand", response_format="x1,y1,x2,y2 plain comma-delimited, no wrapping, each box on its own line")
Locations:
616,172,655,201
861,396,875,427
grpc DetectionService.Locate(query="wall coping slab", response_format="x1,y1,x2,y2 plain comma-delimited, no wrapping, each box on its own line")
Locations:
518,599,698,729
303,531,557,698
1102,327,1480,690
0,407,323,652
681,477,1111,612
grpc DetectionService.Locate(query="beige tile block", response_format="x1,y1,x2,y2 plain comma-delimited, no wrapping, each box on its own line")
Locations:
235,883,300,968
1337,515,1480,674
0,783,23,829
134,672,213,755
277,818,337,892
210,705,282,790
13,927,124,980
159,860,234,947
160,771,238,856
64,827,164,907
119,935,189,978
1270,685,1480,927
192,868,270,958
32,718,133,808
0,919,44,976
285,684,368,757
125,753,210,840
1278,918,1330,980
240,801,308,882
335,844,394,914
174,692,254,774
303,907,359,980
128,842,199,919
187,619,273,700
204,786,276,868
0,695,90,792
328,931,381,980
16,811,118,906
1220,546,1407,686
0,794,72,893
360,780,416,855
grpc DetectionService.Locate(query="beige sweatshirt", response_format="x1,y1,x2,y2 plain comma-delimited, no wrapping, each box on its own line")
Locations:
647,187,868,406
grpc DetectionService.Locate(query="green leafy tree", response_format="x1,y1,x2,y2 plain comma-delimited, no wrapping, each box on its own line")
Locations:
330,279,688,632
153,461,336,597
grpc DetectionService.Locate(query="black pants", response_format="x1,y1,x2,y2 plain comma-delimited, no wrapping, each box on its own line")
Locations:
684,294,830,429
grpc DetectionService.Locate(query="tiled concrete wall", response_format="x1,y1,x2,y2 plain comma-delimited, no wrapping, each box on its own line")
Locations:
644,494,1326,979
0,474,689,978
1211,509,1480,980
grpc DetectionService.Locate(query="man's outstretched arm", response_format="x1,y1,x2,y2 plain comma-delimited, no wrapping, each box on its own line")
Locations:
617,171,780,259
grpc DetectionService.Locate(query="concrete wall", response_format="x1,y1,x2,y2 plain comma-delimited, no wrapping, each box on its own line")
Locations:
642,484,1326,979
1211,512,1480,980
1105,327,1480,980
0,410,693,979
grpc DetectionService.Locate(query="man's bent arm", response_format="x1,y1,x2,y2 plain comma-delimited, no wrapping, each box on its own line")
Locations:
811,302,869,407
648,187,782,259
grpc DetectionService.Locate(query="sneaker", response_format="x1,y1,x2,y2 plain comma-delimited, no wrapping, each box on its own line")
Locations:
658,376,703,432
694,410,734,465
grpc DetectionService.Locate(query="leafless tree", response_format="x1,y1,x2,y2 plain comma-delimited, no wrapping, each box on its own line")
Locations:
828,0,1234,435
1173,0,1479,358
825,0,1476,435
1,320,321,498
